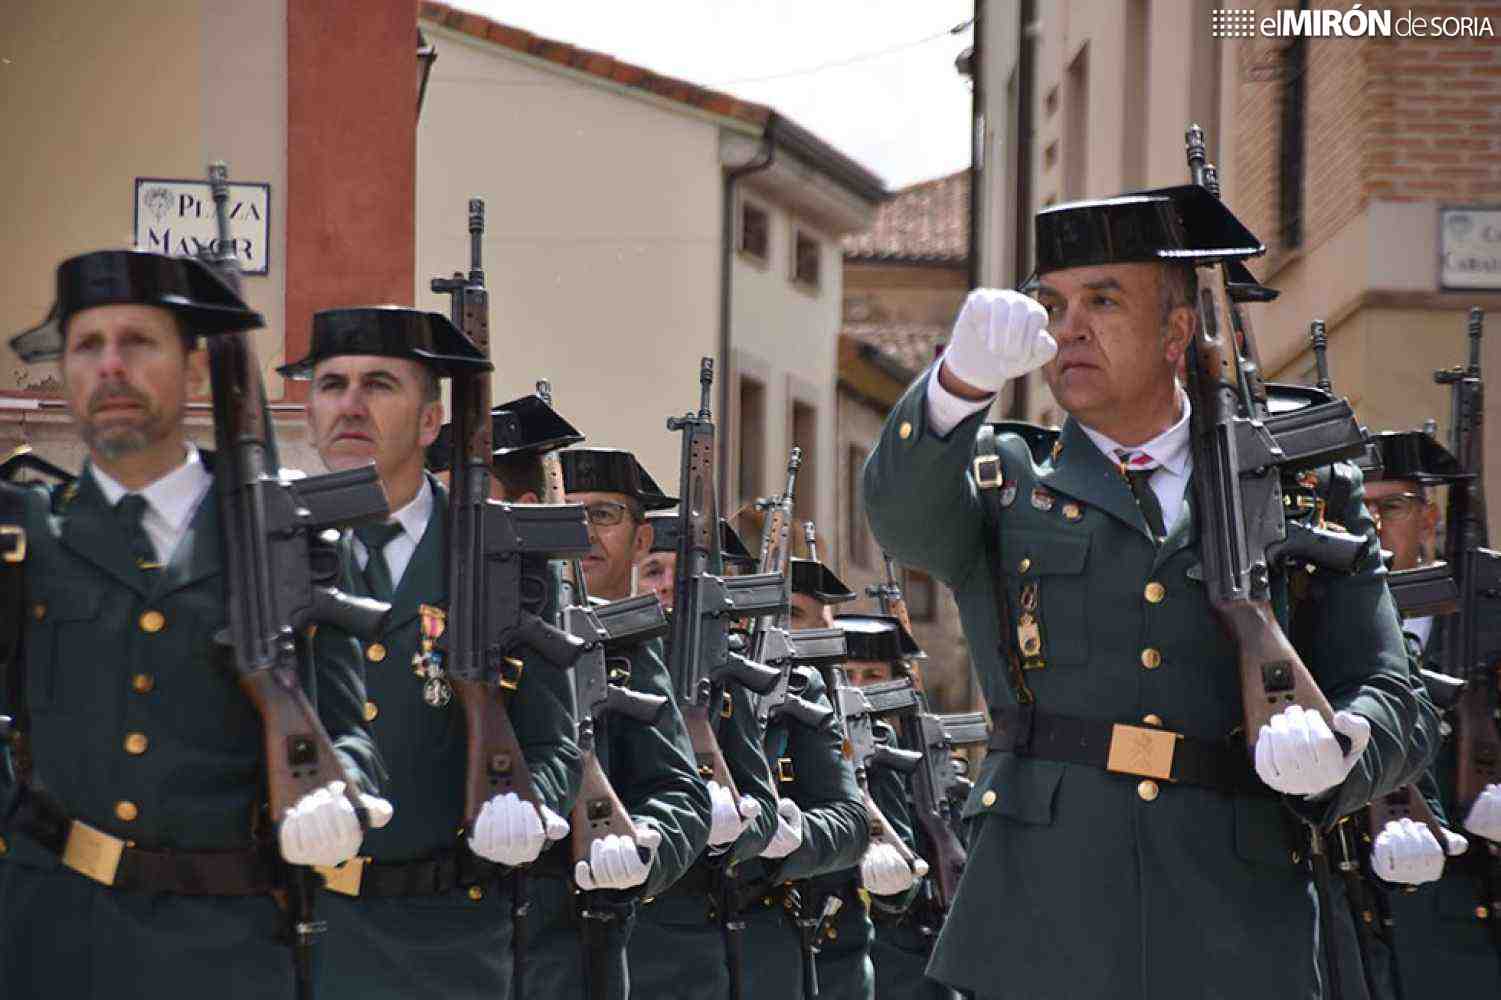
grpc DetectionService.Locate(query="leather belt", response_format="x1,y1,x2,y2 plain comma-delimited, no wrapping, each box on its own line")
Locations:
14,789,280,895
315,847,506,898
990,706,1258,792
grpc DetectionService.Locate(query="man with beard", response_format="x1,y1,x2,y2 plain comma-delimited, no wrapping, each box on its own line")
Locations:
292,307,581,999
0,250,386,999
863,186,1425,999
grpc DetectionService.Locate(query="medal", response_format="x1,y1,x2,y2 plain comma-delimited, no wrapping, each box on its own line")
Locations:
413,604,453,708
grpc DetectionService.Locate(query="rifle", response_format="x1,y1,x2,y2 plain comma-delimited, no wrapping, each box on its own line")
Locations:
664,358,786,1000
1180,125,1373,749
202,162,393,1000
750,490,835,733
828,668,922,870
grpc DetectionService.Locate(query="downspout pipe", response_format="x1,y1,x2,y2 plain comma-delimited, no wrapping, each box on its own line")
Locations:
717,129,776,513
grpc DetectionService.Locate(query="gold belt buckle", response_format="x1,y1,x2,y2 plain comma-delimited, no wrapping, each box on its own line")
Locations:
0,524,26,564
315,856,369,897
61,820,127,886
1105,724,1179,781
971,455,1004,490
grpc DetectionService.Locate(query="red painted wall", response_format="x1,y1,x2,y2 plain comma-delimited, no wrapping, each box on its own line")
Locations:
284,0,417,400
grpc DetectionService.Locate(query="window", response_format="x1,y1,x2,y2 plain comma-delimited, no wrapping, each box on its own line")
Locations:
905,568,936,623
737,374,766,505
739,200,770,262
791,400,817,526
792,229,821,289
1064,44,1089,200
847,445,873,569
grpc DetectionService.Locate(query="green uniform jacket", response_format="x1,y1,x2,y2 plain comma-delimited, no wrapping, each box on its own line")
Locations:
521,633,713,1000
1389,618,1501,995
625,630,786,1000
319,475,582,1000
0,461,381,999
811,720,920,1000
738,666,866,998
863,367,1425,1000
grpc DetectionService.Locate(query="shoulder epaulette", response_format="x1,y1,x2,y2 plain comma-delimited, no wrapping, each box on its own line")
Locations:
989,421,1061,464
0,445,75,488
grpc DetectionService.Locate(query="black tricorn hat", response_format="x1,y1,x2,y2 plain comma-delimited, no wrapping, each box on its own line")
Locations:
427,393,584,471
559,447,677,510
834,613,922,662
1358,430,1468,485
790,559,857,605
645,510,756,567
11,249,264,363
1035,184,1264,276
277,306,490,379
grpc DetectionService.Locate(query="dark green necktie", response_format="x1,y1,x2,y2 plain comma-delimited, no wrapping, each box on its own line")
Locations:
116,494,160,572
356,522,404,600
1124,469,1167,541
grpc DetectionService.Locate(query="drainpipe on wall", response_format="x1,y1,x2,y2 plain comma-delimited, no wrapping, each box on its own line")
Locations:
1009,0,1036,420
717,129,776,513
967,0,985,292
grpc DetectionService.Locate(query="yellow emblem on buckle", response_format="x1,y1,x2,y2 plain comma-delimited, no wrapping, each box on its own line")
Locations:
315,856,369,897
61,820,127,886
1105,724,1179,781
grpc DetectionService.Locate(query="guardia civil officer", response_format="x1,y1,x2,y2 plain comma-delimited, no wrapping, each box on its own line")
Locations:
839,613,962,1000
863,187,1425,999
556,447,726,996
0,250,387,998
472,432,711,1000
292,308,582,998
1362,430,1501,994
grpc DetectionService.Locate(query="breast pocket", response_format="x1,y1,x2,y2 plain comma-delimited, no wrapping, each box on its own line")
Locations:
24,579,104,710
997,530,1091,668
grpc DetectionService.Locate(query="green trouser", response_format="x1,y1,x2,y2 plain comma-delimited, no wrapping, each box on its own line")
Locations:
870,916,961,1000
518,871,637,1000
627,887,730,1000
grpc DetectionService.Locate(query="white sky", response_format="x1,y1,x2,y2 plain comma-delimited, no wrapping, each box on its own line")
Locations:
448,0,976,191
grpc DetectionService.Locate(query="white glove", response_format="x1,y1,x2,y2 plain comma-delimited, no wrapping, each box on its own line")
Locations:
706,780,761,848
1371,818,1467,886
940,289,1056,394
1463,783,1501,841
279,781,364,867
467,792,569,866
574,826,663,891
860,841,929,897
360,794,394,830
1253,705,1371,798
759,798,805,860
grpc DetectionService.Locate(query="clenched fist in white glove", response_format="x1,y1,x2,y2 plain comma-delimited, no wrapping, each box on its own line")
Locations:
280,781,384,867
940,289,1056,394
860,842,929,897
1464,784,1501,842
1253,705,1371,798
759,798,805,860
575,826,663,891
1372,818,1468,886
706,780,762,848
467,791,569,866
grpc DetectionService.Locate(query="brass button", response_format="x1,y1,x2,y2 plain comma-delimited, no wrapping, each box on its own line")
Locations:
1477,905,1490,920
1361,910,1375,925
123,732,148,755
1144,582,1166,604
132,673,155,694
366,643,387,663
139,610,165,633
981,790,997,807
827,926,838,941
1062,502,1082,521
468,885,485,901
363,701,379,722
1140,648,1162,670
31,603,46,621
1291,850,1302,865
1137,780,1159,802
114,800,139,823
0,834,8,855
1017,557,1032,574
898,421,913,440
1142,714,1163,727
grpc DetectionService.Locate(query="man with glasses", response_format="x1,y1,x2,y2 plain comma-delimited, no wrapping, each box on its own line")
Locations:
1361,429,1501,995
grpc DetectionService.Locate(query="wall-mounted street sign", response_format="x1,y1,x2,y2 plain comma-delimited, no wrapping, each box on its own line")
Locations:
133,177,272,275
1440,205,1501,292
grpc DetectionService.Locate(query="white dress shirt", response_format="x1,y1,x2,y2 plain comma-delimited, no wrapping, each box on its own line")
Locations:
925,364,1194,535
352,476,433,591
90,443,213,565
1403,614,1434,652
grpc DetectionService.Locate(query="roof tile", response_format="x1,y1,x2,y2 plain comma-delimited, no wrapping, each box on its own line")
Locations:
843,169,970,263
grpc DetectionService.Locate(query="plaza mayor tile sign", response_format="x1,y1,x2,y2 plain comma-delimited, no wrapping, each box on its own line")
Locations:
134,177,271,275
1441,206,1501,292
